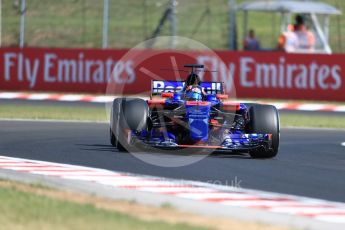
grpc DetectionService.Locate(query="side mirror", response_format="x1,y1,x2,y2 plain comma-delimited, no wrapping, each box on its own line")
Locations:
216,94,229,100
162,92,174,98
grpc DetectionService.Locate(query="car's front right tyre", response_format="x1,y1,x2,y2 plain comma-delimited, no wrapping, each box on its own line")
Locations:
110,98,149,152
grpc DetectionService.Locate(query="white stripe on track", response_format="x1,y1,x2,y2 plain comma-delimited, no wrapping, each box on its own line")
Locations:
90,96,115,103
270,207,345,215
0,163,41,166
27,93,51,100
92,179,177,187
63,174,146,179
176,192,255,200
0,92,22,99
334,106,345,112
296,104,326,111
270,103,289,110
315,215,345,223
2,166,77,171
58,95,84,101
221,200,302,207
137,187,216,193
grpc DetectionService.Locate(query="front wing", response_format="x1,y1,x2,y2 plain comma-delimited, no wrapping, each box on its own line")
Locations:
129,132,273,152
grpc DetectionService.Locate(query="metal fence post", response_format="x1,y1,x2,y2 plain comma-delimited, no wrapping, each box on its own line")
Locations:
0,0,2,47
19,0,26,47
102,0,109,48
228,0,237,50
170,0,177,49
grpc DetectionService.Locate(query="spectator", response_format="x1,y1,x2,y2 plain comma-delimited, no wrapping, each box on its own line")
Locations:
243,29,260,51
278,24,299,52
294,15,316,52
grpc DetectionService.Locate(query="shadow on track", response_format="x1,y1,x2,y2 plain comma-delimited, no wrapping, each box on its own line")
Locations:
76,144,251,159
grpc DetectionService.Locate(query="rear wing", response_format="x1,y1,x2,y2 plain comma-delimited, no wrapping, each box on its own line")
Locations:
151,80,224,96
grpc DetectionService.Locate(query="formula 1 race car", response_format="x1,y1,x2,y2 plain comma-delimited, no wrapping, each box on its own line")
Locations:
110,64,280,158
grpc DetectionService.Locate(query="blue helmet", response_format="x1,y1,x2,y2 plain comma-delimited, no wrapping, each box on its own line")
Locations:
185,87,203,101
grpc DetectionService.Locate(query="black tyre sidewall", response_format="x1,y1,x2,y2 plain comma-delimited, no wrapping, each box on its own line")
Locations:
248,104,280,158
110,98,148,151
110,98,125,150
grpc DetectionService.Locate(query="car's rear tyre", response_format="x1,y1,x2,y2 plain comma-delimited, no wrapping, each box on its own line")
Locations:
110,98,149,152
247,104,280,159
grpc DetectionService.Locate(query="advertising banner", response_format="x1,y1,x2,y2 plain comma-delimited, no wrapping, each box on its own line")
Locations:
0,47,344,101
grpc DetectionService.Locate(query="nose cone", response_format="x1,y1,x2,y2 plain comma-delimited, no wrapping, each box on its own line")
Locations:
173,93,182,101
185,102,211,142
206,94,218,103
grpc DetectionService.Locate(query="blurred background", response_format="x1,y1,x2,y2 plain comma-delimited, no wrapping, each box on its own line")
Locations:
1,0,344,52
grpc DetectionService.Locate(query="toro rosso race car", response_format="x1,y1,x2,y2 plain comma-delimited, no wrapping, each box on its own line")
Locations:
110,64,280,158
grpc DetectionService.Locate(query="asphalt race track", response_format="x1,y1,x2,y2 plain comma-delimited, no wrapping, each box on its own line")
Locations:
1,119,345,203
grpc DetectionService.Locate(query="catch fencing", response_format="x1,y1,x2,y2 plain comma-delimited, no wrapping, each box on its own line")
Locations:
1,0,344,52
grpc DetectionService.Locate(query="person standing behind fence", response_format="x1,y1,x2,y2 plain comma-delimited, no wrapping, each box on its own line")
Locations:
294,15,316,52
243,29,260,51
278,24,299,52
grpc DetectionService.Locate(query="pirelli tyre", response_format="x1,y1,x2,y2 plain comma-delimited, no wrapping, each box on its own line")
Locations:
247,104,280,158
110,98,149,152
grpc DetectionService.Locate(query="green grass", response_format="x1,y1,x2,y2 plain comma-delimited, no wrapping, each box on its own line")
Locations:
1,103,345,128
0,104,107,121
2,0,345,52
0,183,209,230
280,113,345,129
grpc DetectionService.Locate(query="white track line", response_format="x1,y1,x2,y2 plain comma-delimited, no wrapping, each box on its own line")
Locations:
176,192,256,200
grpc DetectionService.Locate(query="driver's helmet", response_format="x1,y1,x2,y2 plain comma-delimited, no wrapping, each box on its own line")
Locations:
185,86,203,101
186,73,201,86
185,73,203,101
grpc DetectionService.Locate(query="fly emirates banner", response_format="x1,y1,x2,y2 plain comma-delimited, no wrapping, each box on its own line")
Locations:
0,47,344,101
